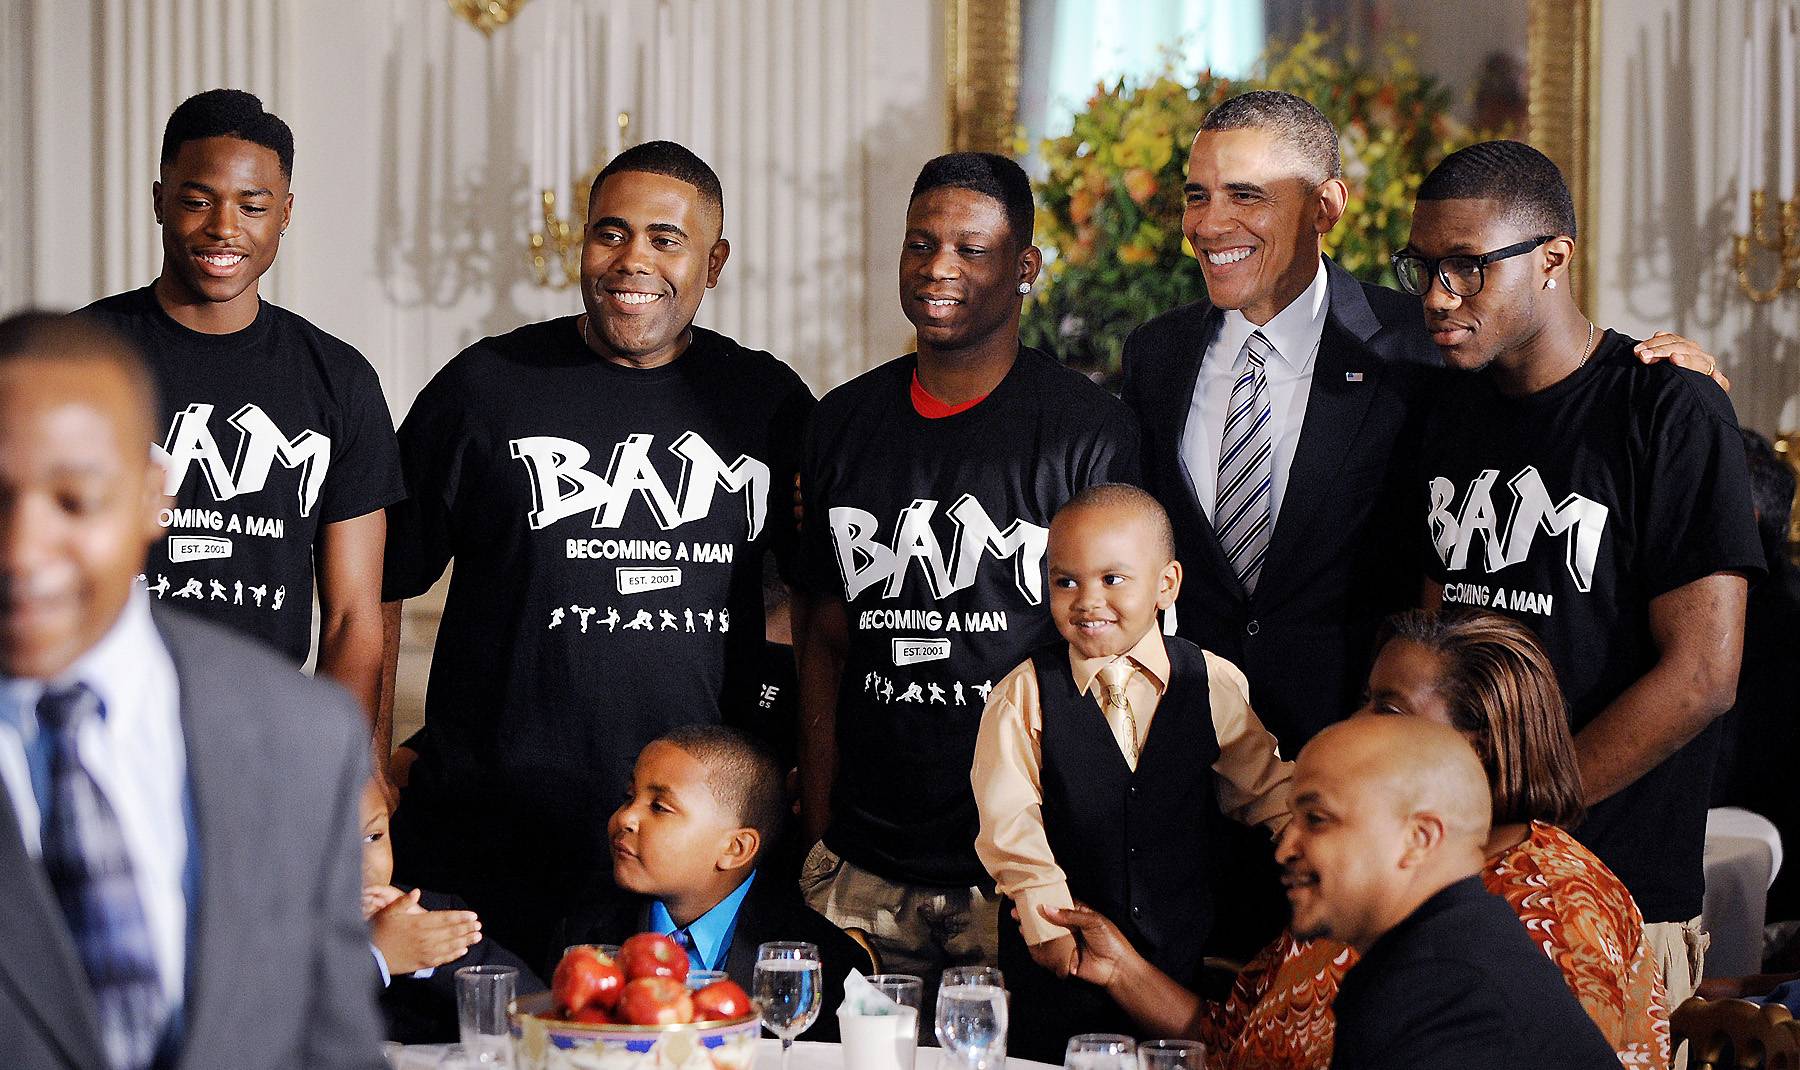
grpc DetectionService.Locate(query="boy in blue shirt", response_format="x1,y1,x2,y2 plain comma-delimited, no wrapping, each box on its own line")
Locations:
559,726,869,1036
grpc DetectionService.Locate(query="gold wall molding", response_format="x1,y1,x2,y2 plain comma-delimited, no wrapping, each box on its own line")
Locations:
1527,0,1600,306
946,0,1020,154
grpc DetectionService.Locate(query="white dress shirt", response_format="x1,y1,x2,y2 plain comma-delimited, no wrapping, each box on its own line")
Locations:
0,589,188,1010
1179,256,1330,529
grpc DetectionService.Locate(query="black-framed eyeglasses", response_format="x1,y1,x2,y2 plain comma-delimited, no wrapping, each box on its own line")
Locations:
1391,235,1554,298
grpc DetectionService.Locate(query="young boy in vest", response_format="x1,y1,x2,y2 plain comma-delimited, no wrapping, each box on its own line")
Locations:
972,484,1292,1059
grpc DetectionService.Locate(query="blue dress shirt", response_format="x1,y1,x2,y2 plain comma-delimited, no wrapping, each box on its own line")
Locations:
648,870,757,972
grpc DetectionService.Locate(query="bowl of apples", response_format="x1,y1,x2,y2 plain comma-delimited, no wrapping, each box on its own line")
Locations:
512,933,759,1070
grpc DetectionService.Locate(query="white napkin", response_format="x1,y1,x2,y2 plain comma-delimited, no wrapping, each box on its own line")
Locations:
839,970,906,1016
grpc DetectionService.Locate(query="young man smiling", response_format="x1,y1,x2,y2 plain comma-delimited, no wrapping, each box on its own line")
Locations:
796,153,1138,996
381,141,814,967
80,89,404,753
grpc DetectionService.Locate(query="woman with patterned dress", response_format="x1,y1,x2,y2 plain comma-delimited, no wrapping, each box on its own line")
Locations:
1045,609,1669,1070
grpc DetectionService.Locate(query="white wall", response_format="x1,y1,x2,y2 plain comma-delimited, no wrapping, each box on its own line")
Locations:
1589,0,1800,436
7,0,945,415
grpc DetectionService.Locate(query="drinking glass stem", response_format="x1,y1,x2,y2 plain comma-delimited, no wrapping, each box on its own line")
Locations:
781,1037,794,1070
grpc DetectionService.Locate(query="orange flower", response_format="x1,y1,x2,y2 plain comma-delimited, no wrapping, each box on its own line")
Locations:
1119,241,1159,266
1123,167,1158,206
1070,187,1099,227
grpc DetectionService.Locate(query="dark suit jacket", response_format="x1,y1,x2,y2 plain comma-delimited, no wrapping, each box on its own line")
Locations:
0,607,385,1070
1330,876,1619,1070
1120,256,1441,752
377,887,547,1044
556,870,874,1041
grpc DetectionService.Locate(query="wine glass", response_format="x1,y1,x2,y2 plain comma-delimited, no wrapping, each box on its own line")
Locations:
1065,1034,1135,1070
935,968,1008,1070
1137,1040,1206,1070
755,941,823,1070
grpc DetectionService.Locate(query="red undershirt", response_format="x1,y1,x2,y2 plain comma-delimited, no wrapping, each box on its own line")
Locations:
910,369,988,418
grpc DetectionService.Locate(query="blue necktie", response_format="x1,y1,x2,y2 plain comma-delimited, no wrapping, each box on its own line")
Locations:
38,684,169,1070
1217,331,1275,593
671,927,704,972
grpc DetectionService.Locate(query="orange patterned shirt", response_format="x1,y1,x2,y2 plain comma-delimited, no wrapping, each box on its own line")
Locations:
1201,822,1669,1069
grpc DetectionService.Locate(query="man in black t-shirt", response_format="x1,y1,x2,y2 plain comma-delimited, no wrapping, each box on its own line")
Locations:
1405,141,1763,1009
80,90,404,747
796,154,1138,990
381,142,814,966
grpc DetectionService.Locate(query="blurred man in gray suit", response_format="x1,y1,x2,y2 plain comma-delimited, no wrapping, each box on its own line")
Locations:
0,312,383,1070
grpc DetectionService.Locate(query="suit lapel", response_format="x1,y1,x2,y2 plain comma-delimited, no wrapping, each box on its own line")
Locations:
0,786,109,1070
1160,304,1240,588
1260,261,1385,600
155,611,271,1070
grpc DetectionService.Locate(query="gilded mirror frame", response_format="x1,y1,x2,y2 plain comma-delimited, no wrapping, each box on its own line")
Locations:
947,0,1599,297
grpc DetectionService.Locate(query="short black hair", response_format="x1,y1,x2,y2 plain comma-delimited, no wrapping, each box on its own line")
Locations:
0,310,160,426
1417,140,1577,240
592,140,725,232
1741,427,1796,566
1054,482,1177,562
909,152,1035,250
161,89,295,179
657,724,786,852
1200,90,1341,183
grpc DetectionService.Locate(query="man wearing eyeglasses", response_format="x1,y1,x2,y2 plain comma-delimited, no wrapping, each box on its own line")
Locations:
1407,140,1761,1011
1120,93,1722,958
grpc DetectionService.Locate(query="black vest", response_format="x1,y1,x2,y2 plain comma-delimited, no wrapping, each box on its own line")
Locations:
1031,635,1221,984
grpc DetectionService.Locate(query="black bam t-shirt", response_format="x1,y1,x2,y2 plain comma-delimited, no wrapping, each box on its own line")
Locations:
383,319,813,828
79,287,405,662
1418,330,1763,921
801,348,1141,887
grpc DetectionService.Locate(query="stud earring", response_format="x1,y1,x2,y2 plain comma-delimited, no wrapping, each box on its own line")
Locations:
1544,278,1556,290
1017,282,1031,295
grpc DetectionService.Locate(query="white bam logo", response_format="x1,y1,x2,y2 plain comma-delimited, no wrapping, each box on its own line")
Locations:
829,495,1050,603
156,404,332,516
509,431,771,537
1426,467,1609,592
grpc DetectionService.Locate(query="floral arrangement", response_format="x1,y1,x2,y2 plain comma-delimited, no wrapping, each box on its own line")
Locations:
1023,30,1474,382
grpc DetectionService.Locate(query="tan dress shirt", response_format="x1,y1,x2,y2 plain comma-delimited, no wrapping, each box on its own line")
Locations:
971,628,1293,945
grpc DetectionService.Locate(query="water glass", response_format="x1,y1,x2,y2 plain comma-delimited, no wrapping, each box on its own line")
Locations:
755,941,823,1070
867,974,924,1039
935,970,1008,1070
687,968,729,990
1066,1034,1135,1070
455,965,518,1068
1137,1040,1206,1070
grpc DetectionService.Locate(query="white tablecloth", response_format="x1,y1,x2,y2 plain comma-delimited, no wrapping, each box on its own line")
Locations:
756,1039,1057,1070
392,1038,1061,1070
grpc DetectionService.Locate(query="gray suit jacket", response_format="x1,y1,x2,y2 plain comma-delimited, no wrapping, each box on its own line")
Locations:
0,607,385,1070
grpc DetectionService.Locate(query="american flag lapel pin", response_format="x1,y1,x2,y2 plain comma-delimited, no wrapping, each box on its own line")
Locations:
1345,371,1365,382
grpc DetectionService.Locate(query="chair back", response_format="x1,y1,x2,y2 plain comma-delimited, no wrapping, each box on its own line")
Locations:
1671,996,1800,1069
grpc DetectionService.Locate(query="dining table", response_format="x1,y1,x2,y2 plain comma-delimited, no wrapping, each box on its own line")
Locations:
388,1037,1064,1070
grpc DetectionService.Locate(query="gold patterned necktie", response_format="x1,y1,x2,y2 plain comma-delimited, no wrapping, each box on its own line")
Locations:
1097,660,1140,767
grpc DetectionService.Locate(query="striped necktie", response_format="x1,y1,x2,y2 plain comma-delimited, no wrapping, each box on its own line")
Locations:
1216,330,1275,594
38,683,169,1070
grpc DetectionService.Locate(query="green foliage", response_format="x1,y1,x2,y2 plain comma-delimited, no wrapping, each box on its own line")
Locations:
1022,29,1473,382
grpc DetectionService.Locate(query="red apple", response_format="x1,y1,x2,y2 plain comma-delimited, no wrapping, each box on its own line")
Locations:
569,1005,615,1025
617,976,695,1026
619,932,690,984
553,946,625,1014
692,979,752,1021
